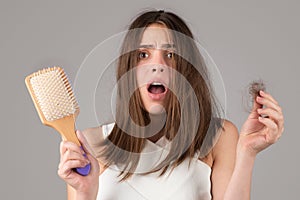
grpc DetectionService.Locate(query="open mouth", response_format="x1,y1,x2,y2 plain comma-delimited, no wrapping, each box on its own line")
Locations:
147,82,166,94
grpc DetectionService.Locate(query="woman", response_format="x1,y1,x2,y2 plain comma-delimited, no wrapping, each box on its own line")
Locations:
58,10,284,200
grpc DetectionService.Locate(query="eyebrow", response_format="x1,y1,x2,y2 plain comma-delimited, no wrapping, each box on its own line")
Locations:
138,44,176,49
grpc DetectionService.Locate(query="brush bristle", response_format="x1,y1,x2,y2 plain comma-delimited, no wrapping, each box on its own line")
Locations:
29,67,79,121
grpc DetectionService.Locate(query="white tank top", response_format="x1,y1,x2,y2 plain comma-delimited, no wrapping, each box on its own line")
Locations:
97,123,212,200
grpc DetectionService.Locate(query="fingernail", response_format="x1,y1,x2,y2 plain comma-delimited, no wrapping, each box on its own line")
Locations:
257,96,262,101
260,90,265,96
257,108,262,113
80,146,86,155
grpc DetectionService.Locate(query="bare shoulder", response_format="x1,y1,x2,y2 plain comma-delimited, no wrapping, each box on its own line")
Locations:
212,119,239,161
200,120,239,167
209,120,239,199
82,126,104,148
82,126,103,134
82,126,108,174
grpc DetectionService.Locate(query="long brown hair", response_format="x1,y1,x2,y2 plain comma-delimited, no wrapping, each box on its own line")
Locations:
98,10,224,181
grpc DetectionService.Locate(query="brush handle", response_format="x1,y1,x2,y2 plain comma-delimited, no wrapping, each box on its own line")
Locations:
48,115,91,176
75,164,91,176
75,147,91,176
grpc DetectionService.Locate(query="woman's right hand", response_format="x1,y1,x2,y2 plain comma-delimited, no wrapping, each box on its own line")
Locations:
58,130,100,199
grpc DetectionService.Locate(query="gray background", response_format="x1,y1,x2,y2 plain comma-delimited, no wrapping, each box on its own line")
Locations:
1,0,299,199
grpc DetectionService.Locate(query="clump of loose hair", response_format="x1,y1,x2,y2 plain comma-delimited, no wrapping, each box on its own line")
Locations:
249,79,266,100
243,79,266,113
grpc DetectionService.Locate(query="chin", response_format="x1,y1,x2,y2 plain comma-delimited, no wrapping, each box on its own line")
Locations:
147,104,166,115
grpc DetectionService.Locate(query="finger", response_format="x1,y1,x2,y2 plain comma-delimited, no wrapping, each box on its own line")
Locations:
60,149,89,166
259,90,279,105
58,159,90,178
60,140,85,156
256,96,282,113
251,96,263,112
58,158,90,174
58,147,91,170
57,164,72,179
258,117,279,144
257,107,284,142
257,108,283,123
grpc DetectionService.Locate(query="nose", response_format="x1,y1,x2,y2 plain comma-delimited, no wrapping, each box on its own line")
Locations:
151,50,167,65
151,65,165,73
150,50,168,73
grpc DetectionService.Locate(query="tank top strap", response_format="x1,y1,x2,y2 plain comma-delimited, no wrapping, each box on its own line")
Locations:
102,122,115,138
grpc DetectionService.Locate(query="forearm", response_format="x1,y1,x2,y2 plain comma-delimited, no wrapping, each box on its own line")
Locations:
223,150,256,200
67,184,98,200
74,192,97,200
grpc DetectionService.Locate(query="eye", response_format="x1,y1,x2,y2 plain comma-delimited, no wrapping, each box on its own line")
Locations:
166,52,173,59
138,51,149,59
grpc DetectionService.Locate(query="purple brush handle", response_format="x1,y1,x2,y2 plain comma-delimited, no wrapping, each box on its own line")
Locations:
74,147,91,176
75,163,91,176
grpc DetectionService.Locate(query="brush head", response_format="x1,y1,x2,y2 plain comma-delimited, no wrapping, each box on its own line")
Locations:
25,66,79,123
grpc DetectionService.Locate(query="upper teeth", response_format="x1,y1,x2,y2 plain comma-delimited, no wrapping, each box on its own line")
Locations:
151,82,163,86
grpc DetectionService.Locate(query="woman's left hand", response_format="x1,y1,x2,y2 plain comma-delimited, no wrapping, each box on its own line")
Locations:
239,90,284,157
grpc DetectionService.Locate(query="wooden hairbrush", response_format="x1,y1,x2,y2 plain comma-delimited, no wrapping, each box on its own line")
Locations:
25,66,90,176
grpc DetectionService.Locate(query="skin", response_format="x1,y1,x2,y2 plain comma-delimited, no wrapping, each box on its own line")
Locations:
58,24,284,200
136,24,173,115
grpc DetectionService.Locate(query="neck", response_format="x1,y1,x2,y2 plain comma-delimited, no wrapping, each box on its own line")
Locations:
146,113,166,143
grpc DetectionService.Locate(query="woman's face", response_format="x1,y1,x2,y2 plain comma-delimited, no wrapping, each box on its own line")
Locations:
136,23,175,114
